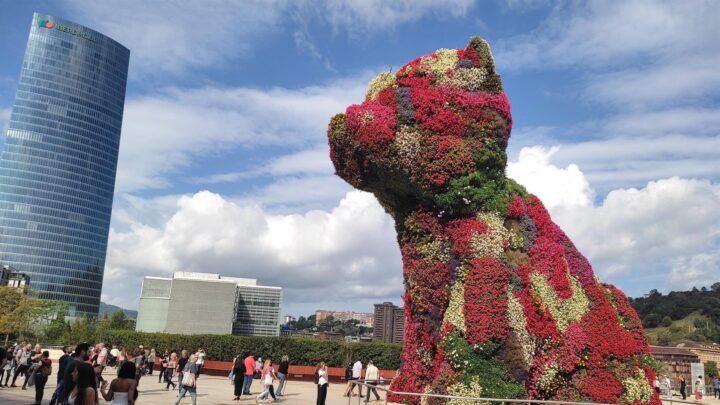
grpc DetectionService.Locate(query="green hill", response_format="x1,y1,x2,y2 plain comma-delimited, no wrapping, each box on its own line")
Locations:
629,283,720,345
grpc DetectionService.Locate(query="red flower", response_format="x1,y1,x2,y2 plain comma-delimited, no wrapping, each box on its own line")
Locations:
464,257,511,345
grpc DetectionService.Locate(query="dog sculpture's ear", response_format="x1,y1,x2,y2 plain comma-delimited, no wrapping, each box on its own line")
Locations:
463,36,503,94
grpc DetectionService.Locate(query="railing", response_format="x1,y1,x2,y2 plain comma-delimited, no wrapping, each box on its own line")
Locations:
660,394,711,405
348,380,711,405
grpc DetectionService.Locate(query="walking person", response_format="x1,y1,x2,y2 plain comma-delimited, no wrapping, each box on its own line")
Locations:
232,356,245,401
256,358,278,403
0,345,11,387
174,354,199,405
713,375,719,399
195,348,206,377
315,362,329,405
158,350,169,383
364,360,381,403
679,376,687,400
165,353,178,390
695,375,704,401
276,355,289,397
48,346,73,405
61,343,92,405
31,351,52,405
146,348,156,376
343,362,354,397
10,343,32,388
100,361,137,405
177,350,189,391
68,362,98,405
351,359,363,397
242,352,255,395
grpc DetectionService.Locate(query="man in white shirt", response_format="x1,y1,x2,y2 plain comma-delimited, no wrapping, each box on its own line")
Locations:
351,359,363,397
364,360,381,403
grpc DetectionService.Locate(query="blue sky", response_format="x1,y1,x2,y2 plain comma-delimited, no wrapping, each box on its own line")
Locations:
0,1,718,317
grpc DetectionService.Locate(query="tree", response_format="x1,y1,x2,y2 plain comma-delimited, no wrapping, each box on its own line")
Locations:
705,361,718,380
711,282,720,293
110,311,132,330
661,316,673,327
42,303,70,343
0,286,35,342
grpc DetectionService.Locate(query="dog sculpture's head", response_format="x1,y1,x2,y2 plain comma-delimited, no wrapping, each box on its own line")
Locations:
328,37,514,218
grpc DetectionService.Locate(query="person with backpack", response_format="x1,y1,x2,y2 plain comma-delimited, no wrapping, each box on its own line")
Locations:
32,351,52,405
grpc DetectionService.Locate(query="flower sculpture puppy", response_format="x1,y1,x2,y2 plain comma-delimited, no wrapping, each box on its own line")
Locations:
327,37,660,405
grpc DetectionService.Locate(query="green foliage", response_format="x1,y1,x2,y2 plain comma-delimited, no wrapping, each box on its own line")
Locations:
62,315,96,344
434,170,510,217
93,329,402,370
109,311,134,330
705,361,718,380
440,331,525,399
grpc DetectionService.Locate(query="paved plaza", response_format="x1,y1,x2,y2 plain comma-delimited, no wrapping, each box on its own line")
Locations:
0,355,389,405
0,352,718,405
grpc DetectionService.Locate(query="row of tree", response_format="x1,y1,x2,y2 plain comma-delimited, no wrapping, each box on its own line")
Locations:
0,286,134,345
286,314,373,336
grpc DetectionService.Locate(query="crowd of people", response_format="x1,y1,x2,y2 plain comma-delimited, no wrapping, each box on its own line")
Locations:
1,341,388,404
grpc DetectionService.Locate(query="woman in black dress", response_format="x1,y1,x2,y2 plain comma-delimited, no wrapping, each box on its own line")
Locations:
232,357,245,401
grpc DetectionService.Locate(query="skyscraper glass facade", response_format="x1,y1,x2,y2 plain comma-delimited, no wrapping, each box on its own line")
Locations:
0,13,129,315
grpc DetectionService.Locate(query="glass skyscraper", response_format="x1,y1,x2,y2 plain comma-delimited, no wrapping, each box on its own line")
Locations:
0,13,129,315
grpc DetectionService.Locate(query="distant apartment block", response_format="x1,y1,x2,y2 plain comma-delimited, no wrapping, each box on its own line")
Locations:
373,302,404,343
315,309,374,326
136,272,282,336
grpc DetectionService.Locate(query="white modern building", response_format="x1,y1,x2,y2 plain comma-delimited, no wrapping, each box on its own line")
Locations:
136,272,282,336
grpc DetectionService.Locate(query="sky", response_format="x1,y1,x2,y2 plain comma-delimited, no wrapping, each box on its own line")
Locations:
0,0,718,318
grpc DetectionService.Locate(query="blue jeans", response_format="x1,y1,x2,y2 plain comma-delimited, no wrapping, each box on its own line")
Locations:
242,374,253,394
175,385,197,405
276,372,286,395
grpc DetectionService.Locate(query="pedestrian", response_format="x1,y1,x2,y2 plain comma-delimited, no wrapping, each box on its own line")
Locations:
654,376,661,394
177,350,189,391
276,355,289,396
159,350,169,383
679,376,686,400
364,360,381,403
195,348,206,377
315,362,329,405
0,345,9,387
713,375,720,399
352,359,363,397
62,343,92,405
100,361,137,405
146,348,156,376
68,362,97,405
664,375,671,396
174,354,199,405
165,353,178,390
10,343,32,388
695,375,704,401
255,357,263,378
48,345,73,405
109,346,120,368
32,350,52,405
243,352,255,395
343,362,354,397
94,343,108,387
232,356,245,401
256,358,278,403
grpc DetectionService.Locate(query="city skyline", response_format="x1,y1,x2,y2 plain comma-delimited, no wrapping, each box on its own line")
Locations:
0,2,718,317
0,12,128,315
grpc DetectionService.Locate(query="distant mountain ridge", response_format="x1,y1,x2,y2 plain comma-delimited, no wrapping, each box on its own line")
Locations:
99,301,137,319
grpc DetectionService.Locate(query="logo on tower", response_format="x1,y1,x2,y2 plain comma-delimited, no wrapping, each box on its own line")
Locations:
38,19,55,29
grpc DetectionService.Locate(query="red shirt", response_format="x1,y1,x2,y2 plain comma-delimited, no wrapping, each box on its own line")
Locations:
244,356,255,376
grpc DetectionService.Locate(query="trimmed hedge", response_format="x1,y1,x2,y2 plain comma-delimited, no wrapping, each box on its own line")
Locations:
95,330,402,370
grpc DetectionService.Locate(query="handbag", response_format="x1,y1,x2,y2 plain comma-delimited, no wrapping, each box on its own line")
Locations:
263,372,273,385
27,372,36,387
181,369,196,387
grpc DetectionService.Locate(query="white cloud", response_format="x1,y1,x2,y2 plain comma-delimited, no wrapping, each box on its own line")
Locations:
65,0,284,76
305,0,474,35
507,146,593,209
106,190,402,313
115,78,367,193
509,147,720,295
495,2,720,109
